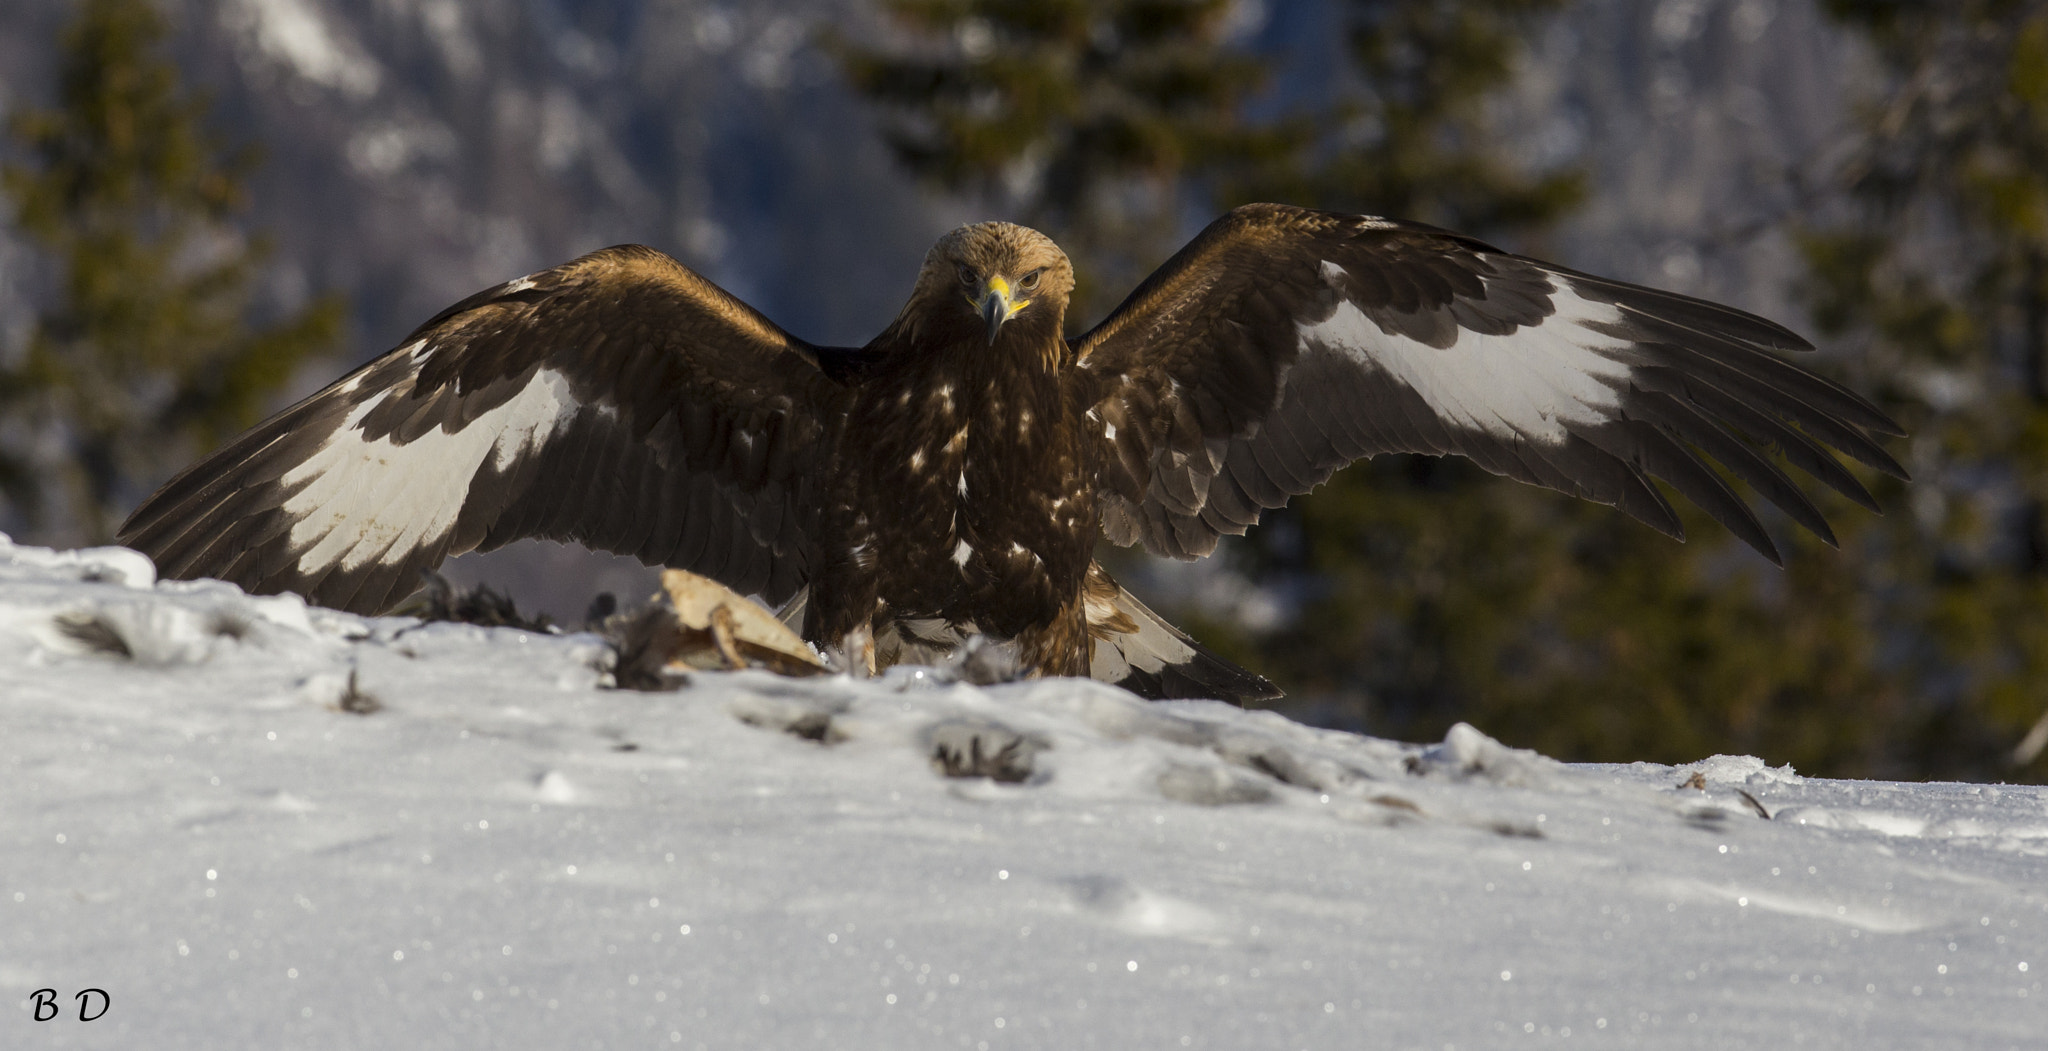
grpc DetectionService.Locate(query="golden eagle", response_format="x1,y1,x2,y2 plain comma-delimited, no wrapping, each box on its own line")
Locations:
118,204,1906,702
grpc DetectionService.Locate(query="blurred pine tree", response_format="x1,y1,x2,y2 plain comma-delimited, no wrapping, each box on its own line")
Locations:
1790,0,2048,780
838,0,2023,780
832,0,1301,317
0,0,343,543
1224,0,1582,228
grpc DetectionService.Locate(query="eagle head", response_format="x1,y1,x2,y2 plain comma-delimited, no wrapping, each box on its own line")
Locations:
913,222,1075,349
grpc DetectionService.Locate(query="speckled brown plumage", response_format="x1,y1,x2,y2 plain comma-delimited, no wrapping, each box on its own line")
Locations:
808,224,1097,675
118,204,1908,703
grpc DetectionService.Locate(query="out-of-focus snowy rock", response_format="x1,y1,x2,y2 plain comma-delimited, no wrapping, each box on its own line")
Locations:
1686,753,1809,787
2,536,2043,1048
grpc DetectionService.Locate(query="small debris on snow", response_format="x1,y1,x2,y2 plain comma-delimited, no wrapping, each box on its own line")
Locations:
928,720,1043,783
728,683,851,744
397,571,557,632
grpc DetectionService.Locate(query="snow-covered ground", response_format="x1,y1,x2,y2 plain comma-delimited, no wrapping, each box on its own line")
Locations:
3,537,2043,1050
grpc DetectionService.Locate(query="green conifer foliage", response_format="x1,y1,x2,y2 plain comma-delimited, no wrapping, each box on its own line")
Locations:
1,0,342,543
833,0,1300,315
1230,0,1582,228
1792,0,2048,779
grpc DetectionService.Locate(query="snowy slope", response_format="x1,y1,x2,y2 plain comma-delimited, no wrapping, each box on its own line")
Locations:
2,536,2043,1050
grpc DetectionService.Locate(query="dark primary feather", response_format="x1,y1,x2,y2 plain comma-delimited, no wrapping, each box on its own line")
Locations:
119,245,841,615
1073,203,1907,566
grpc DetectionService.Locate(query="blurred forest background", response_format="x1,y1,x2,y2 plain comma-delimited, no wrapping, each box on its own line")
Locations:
3,0,2044,784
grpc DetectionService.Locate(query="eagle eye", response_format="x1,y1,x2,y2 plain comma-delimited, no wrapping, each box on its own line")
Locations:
957,265,977,287
1019,268,1043,291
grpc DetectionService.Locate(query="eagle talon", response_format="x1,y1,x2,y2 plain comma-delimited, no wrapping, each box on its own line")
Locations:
707,604,747,670
835,623,876,678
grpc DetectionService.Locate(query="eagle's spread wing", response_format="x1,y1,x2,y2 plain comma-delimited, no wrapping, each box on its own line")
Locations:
1073,203,1907,562
119,245,838,615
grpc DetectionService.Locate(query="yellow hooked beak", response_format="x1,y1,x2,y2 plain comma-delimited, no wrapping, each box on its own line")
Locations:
975,275,1030,344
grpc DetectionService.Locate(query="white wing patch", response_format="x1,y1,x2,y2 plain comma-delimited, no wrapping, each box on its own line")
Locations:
280,368,585,576
1303,268,1633,445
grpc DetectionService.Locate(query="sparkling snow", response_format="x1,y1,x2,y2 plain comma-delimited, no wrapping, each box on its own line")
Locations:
2,536,2043,1049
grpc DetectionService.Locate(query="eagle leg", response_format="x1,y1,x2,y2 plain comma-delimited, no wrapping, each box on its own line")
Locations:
1010,595,1093,680
832,622,876,678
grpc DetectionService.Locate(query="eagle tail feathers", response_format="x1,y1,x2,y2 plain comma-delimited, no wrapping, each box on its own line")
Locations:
1084,566,1282,705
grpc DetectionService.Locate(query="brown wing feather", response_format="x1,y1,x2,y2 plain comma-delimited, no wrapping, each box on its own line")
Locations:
119,245,842,614
1070,203,1906,565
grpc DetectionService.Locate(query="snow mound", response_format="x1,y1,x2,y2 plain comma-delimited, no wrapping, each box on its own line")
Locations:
1685,753,1807,787
2,535,2043,1049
